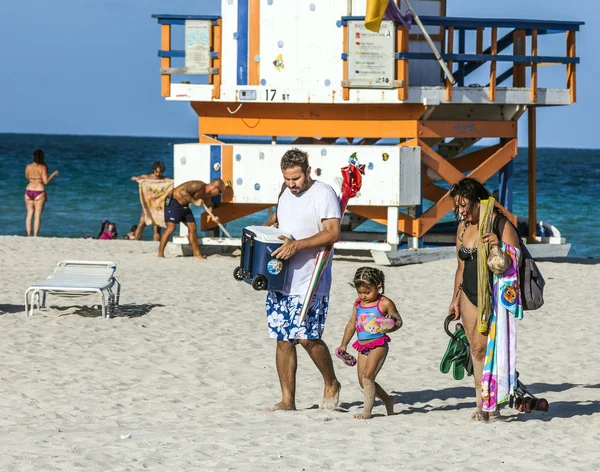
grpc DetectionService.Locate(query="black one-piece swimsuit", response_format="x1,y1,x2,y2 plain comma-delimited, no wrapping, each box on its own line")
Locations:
459,246,493,306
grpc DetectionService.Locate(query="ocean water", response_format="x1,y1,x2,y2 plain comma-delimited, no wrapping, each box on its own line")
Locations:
0,133,598,258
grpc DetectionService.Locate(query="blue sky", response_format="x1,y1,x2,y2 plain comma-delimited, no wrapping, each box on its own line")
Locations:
0,0,596,148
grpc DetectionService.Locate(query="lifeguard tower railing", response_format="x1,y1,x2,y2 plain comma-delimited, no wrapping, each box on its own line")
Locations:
152,11,582,256
154,15,581,103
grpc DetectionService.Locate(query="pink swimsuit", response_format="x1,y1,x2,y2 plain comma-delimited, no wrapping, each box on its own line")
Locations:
352,297,391,355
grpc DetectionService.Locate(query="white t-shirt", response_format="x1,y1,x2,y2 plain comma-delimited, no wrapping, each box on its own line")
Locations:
277,180,341,296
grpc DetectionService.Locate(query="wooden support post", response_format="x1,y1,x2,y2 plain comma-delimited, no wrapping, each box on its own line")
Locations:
567,30,577,103
161,24,171,97
489,27,497,102
387,206,400,249
212,20,222,99
343,25,349,101
397,25,409,100
445,27,453,101
513,29,526,87
528,107,537,243
406,206,419,249
530,29,538,103
476,28,484,55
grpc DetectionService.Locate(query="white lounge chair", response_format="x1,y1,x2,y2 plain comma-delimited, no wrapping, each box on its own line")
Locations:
24,261,121,319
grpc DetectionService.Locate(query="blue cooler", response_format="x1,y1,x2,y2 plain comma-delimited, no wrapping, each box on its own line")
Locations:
233,226,292,291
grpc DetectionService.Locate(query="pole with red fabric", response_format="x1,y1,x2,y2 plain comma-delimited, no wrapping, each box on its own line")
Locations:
297,158,365,325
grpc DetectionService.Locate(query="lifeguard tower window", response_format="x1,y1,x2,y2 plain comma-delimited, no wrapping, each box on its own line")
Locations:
346,20,397,89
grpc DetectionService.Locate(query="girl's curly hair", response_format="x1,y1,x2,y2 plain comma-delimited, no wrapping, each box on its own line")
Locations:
353,266,385,294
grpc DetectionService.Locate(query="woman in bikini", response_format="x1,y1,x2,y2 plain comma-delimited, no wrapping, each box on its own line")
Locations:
24,149,59,237
448,178,520,421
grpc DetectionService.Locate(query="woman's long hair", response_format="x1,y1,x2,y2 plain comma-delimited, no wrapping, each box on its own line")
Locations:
32,149,47,167
449,177,491,220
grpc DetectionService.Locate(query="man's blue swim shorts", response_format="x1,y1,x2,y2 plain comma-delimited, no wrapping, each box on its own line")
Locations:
164,195,195,225
265,290,329,344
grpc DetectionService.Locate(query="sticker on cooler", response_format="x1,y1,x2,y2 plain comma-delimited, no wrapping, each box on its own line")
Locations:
267,258,283,275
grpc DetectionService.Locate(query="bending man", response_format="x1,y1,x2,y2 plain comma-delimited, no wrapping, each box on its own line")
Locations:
266,148,341,411
157,179,225,259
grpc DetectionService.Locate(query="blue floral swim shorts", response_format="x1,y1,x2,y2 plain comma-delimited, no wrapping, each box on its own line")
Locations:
265,291,329,343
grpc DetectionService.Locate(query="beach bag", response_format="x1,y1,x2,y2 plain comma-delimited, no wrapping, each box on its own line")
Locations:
494,215,545,310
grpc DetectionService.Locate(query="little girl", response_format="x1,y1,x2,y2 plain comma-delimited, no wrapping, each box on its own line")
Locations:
337,267,402,419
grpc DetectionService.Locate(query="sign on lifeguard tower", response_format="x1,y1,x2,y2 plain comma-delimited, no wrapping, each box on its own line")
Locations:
346,20,396,88
184,20,211,74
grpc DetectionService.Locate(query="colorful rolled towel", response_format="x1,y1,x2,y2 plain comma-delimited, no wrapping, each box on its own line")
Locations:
138,179,174,228
481,242,523,412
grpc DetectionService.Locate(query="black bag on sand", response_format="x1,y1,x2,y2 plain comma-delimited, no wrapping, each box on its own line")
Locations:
493,215,545,310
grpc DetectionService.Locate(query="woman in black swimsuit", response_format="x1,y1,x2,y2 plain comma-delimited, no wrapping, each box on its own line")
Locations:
447,178,520,420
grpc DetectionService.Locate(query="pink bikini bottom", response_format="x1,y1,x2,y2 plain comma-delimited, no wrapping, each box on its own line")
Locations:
25,190,47,201
352,335,391,355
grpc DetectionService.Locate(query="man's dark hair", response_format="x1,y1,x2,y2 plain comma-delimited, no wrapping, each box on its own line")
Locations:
152,161,166,173
280,148,309,172
449,177,491,220
210,178,225,189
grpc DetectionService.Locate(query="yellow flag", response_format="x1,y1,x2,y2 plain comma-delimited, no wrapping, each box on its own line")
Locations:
365,0,390,32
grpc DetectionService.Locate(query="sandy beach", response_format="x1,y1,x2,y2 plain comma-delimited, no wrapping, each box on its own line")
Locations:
0,235,599,471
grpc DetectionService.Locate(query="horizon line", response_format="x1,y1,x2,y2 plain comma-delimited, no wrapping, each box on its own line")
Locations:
0,131,597,151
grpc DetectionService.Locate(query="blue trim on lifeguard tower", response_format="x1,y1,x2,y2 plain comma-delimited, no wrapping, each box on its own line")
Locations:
152,14,221,25
499,161,513,213
339,16,584,31
237,0,249,85
210,145,222,206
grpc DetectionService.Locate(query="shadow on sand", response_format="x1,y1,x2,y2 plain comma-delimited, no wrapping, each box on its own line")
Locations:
383,382,600,420
48,303,165,319
0,304,26,315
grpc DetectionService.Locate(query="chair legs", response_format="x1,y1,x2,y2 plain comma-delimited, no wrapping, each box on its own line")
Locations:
24,289,31,316
25,289,42,317
106,289,115,319
24,283,120,320
114,278,121,308
107,278,121,318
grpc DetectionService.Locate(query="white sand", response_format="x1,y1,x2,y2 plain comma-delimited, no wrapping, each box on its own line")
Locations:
0,235,599,471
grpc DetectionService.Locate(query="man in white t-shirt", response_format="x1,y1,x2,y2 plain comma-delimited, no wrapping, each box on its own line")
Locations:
265,148,342,411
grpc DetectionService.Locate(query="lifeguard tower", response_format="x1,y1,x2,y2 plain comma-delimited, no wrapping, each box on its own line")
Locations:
152,0,582,264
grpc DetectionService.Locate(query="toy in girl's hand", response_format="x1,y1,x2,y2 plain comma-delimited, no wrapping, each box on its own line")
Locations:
378,316,397,333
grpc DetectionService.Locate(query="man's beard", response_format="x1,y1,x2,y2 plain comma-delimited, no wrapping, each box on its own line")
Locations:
289,174,311,194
